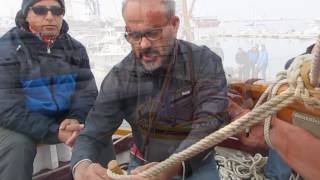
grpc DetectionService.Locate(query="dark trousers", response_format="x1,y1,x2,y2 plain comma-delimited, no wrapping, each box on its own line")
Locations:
0,127,59,180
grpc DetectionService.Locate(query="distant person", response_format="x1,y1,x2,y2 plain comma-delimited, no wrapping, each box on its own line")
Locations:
256,45,268,79
0,0,98,180
235,48,250,80
212,42,224,61
247,44,259,78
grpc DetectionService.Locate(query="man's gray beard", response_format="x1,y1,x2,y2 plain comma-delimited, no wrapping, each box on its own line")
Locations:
142,59,162,72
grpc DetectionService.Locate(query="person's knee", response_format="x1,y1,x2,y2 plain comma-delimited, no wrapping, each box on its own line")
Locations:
3,132,36,161
0,131,36,180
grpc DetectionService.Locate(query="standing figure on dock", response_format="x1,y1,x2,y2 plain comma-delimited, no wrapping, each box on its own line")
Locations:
247,44,259,78
71,0,229,179
235,47,250,80
212,42,224,61
0,0,98,180
256,44,268,79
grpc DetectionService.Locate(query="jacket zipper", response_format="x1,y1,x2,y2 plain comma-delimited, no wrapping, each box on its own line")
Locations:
47,46,51,54
46,35,58,54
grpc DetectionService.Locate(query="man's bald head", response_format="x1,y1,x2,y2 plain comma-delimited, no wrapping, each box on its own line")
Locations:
122,0,176,19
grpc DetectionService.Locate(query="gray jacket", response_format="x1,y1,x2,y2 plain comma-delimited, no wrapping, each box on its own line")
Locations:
71,40,229,174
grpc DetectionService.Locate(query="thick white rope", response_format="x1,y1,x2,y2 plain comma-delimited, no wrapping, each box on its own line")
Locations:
262,76,291,148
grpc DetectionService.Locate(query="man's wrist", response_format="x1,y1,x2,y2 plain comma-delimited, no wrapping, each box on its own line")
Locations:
72,159,92,178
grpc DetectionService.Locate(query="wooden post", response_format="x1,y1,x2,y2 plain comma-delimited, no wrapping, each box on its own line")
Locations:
107,160,124,175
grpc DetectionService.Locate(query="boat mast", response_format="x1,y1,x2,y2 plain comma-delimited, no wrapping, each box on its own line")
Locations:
67,0,101,19
85,0,101,17
181,0,196,41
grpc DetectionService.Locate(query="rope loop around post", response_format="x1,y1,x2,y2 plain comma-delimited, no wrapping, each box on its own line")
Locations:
310,35,320,87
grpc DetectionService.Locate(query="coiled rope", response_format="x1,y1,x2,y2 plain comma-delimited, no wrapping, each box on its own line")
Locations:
215,147,267,180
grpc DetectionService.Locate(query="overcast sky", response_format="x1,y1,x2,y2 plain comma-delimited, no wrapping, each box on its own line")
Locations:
1,0,319,20
194,0,320,19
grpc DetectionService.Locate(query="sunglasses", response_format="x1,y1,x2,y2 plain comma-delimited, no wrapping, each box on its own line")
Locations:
30,6,65,16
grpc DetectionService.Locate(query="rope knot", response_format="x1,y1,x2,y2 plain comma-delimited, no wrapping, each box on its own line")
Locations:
286,54,315,98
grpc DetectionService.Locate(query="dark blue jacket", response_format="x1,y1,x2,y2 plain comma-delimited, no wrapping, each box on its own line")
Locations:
0,21,98,142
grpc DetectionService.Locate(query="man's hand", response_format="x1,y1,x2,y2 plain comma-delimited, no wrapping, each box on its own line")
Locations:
130,163,159,180
58,118,84,146
228,98,250,121
74,161,111,180
227,100,267,148
239,122,267,148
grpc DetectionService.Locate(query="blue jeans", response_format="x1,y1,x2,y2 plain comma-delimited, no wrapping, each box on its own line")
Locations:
128,154,220,180
264,149,292,180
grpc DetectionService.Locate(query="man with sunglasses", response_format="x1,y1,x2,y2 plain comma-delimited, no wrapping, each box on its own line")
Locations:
0,0,98,179
72,0,228,179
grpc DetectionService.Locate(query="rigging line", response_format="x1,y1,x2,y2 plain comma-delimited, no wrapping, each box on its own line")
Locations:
112,0,122,18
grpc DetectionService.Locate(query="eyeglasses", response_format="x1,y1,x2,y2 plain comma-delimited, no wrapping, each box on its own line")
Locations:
124,28,164,44
30,6,65,16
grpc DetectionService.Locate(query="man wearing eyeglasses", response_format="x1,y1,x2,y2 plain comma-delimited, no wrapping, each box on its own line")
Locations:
0,0,98,179
71,0,228,179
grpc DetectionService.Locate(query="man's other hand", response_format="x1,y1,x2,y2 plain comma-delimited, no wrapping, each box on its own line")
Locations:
58,118,84,146
74,161,111,180
130,162,180,180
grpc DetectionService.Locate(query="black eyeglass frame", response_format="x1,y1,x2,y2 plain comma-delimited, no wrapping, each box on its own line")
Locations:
29,6,65,16
124,27,165,44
